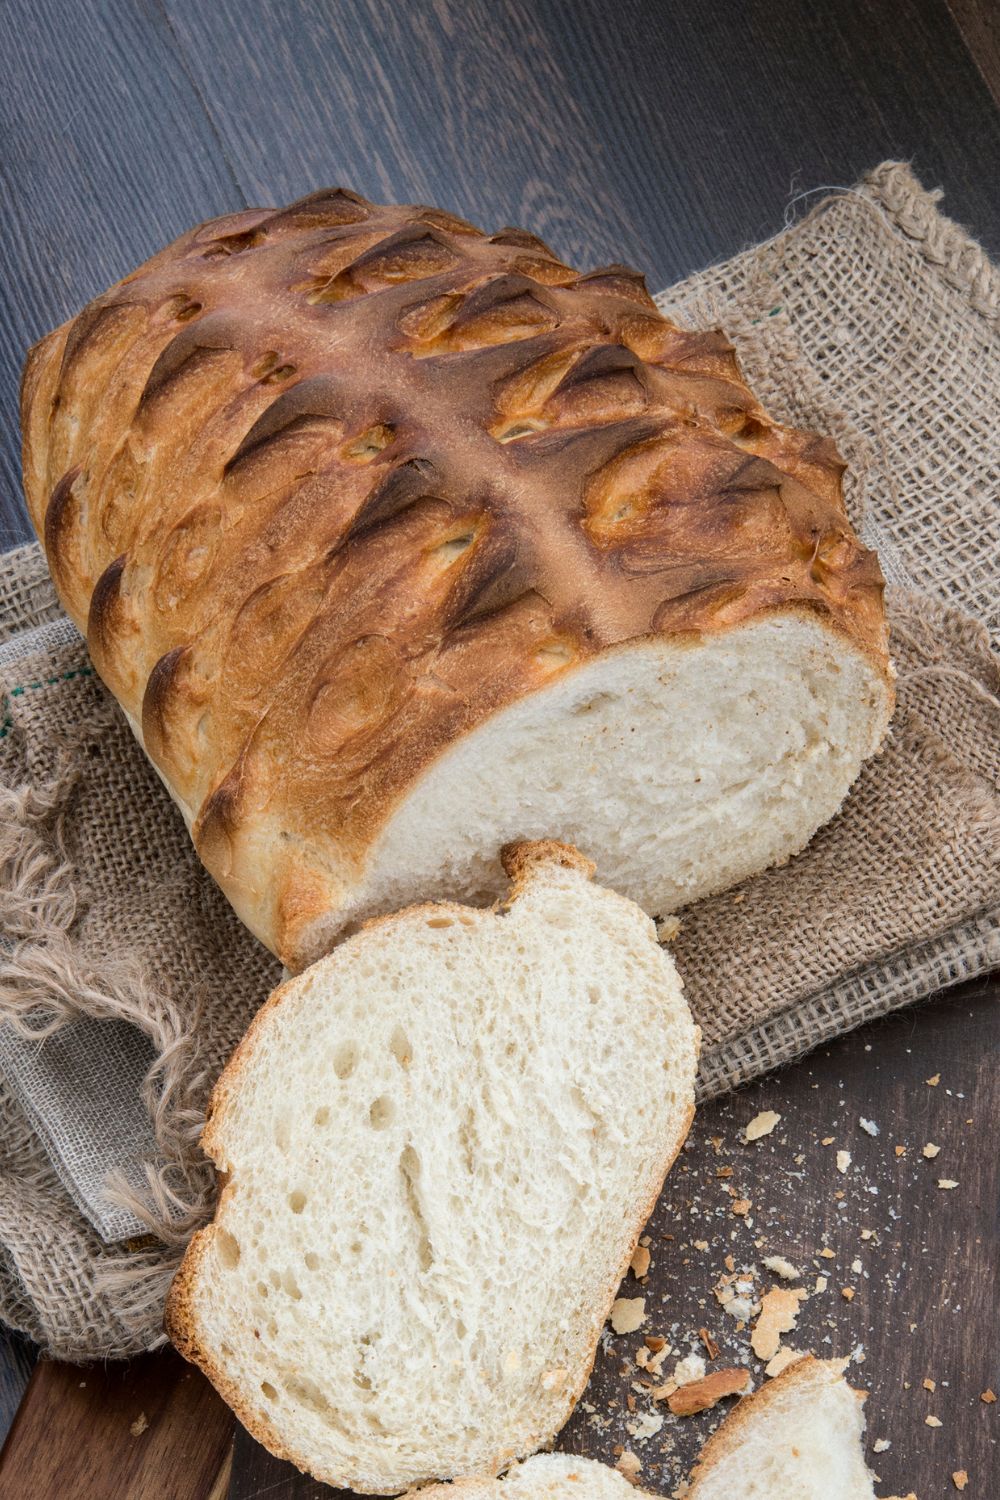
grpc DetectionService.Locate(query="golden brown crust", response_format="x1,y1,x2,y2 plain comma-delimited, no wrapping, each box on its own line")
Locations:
164,842,698,1491
21,188,891,966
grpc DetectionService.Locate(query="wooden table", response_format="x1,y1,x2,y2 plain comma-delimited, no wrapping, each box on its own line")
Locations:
0,2,997,1496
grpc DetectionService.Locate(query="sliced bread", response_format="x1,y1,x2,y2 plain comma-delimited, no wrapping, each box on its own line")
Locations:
166,841,698,1491
687,1355,877,1498
414,1358,880,1500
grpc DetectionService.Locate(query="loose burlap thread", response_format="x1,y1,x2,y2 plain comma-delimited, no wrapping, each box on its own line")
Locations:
0,163,997,1359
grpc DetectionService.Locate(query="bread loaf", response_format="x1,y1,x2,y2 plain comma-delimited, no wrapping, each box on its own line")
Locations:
165,841,698,1491
21,188,892,969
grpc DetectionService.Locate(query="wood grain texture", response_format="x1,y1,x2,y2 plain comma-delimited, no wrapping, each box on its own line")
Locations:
0,0,244,542
162,0,1000,284
227,979,1000,1500
948,0,1000,108
0,1329,35,1450
0,1348,233,1500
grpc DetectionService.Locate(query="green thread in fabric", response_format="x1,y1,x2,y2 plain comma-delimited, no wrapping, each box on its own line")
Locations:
0,666,95,739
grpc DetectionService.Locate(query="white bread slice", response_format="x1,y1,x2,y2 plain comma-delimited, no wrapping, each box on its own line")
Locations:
413,1359,879,1500
166,841,698,1492
687,1356,876,1498
417,1452,645,1500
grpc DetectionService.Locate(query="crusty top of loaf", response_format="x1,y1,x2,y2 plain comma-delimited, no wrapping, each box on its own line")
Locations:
21,188,888,963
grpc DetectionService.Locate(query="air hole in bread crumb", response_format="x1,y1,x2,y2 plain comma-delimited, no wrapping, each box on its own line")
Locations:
370,1094,395,1129
215,1229,240,1269
426,916,453,929
304,1251,320,1271
256,1281,269,1299
572,691,616,715
389,1025,412,1068
285,1374,331,1415
314,1106,330,1126
274,1117,291,1151
289,1189,307,1214
261,1381,277,1400
333,1042,359,1079
282,1269,302,1300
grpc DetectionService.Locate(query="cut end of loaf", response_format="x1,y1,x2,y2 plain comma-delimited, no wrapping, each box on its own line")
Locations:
282,611,892,971
166,843,698,1492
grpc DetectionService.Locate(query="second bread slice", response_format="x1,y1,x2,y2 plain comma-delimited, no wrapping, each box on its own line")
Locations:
166,840,698,1491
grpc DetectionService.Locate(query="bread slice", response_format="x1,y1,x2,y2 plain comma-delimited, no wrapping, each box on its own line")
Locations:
412,1358,879,1500
687,1356,876,1498
416,1452,645,1500
166,841,698,1492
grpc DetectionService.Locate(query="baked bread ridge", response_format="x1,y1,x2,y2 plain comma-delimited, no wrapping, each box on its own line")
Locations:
165,840,699,1492
408,1358,879,1500
21,187,893,968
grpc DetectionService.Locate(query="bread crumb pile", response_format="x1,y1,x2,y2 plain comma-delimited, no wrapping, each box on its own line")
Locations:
559,1033,990,1499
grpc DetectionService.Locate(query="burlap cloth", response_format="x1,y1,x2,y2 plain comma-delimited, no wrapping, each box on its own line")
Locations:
0,162,996,1360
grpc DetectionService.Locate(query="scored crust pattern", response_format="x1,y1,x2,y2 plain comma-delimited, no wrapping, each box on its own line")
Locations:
20,188,888,963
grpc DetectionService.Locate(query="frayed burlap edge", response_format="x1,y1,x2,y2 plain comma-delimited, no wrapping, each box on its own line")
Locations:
0,755,218,1354
865,161,1000,322
696,905,999,1101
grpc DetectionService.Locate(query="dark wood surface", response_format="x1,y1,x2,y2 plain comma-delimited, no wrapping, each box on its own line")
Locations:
0,1,997,1496
0,1346,232,1500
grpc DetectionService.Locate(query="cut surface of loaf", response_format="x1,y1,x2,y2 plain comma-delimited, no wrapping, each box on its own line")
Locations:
687,1356,876,1499
166,842,698,1491
412,1358,879,1500
21,188,892,969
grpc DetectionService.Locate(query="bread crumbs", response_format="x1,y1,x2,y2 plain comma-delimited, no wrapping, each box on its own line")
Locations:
630,1245,651,1278
611,1298,647,1334
751,1286,808,1360
744,1110,781,1142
